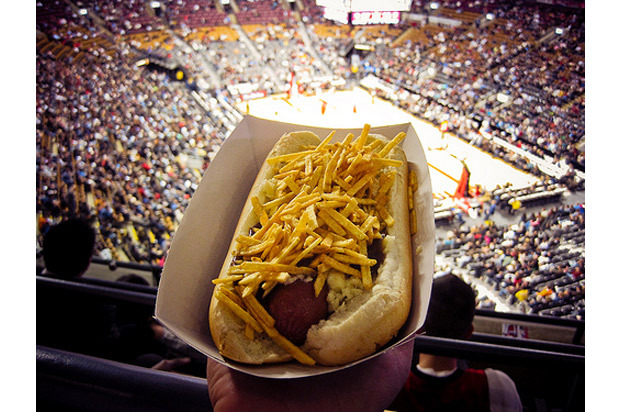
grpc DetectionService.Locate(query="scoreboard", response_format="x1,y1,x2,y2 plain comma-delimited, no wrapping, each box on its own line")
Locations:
350,10,401,25
316,0,411,24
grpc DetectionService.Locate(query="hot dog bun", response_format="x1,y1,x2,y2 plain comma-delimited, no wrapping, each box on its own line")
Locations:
209,129,412,366
209,132,320,364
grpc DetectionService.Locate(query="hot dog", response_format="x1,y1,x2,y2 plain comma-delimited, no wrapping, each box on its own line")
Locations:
209,125,413,366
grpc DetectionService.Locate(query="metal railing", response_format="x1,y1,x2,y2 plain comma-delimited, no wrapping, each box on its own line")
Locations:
37,274,585,411
37,275,585,354
90,256,163,285
37,345,212,412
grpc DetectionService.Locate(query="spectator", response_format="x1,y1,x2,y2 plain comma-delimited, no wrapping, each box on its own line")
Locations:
37,219,122,358
114,273,207,375
389,274,522,411
41,218,96,279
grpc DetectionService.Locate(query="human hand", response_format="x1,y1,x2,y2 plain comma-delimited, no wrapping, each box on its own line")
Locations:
150,322,165,340
206,339,414,412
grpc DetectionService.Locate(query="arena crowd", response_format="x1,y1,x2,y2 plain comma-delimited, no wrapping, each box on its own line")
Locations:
36,0,584,318
437,203,584,319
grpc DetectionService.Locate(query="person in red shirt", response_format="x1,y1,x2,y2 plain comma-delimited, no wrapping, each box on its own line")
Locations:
389,274,522,412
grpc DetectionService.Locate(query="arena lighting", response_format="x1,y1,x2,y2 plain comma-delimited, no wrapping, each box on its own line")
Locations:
349,0,411,12
150,1,161,8
555,27,564,35
354,43,372,51
323,7,349,24
319,0,411,12
78,8,88,15
429,2,440,10
486,13,495,21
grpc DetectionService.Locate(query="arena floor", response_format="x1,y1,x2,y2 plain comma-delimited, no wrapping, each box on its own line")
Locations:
239,87,540,200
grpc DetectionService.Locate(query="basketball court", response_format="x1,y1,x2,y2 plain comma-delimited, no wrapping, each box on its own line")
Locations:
238,87,539,202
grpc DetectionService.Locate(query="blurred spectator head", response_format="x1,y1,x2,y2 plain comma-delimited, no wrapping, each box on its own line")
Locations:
43,218,96,279
424,274,476,340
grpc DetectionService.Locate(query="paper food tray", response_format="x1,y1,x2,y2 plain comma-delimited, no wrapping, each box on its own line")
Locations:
155,115,435,378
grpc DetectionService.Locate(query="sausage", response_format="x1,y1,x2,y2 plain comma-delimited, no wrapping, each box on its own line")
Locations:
263,279,328,345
